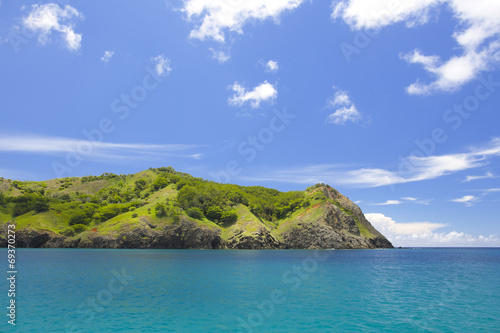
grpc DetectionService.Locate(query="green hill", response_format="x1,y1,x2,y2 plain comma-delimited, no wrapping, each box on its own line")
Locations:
0,167,392,249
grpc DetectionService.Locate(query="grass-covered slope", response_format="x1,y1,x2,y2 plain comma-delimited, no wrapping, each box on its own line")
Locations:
0,167,392,249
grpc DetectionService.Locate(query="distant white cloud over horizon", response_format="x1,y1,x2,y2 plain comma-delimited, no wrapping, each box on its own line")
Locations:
22,3,84,51
370,197,431,205
228,81,278,108
100,50,114,63
332,0,500,95
181,0,306,43
326,88,362,125
365,213,499,247
241,137,500,187
151,54,172,77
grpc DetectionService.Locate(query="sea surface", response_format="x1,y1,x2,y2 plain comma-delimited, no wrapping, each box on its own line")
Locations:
2,248,500,332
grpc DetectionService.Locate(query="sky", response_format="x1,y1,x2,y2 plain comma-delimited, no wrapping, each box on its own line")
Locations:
0,0,500,247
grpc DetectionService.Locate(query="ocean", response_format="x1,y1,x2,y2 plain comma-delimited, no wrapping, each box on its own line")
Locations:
3,248,500,332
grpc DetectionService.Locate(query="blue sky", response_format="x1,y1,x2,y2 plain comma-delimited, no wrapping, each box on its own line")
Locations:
1,0,500,246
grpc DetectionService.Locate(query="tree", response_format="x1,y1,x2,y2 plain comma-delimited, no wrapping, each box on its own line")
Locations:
69,212,89,226
134,179,147,191
187,207,204,220
33,200,49,213
221,211,238,225
155,203,167,217
152,177,169,190
205,206,222,222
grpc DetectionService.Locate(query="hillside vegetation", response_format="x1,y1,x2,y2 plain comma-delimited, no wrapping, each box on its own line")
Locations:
0,167,392,249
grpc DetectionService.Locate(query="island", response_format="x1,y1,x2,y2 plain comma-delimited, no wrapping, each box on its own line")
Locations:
0,167,392,249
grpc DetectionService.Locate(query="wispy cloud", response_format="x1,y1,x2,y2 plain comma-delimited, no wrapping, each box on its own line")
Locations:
101,50,114,63
332,0,500,95
365,213,499,247
181,0,306,43
451,195,481,207
0,134,200,160
371,200,403,206
209,48,230,63
462,172,495,182
241,137,500,188
151,54,172,77
325,87,362,125
370,197,431,205
228,81,277,108
22,3,84,51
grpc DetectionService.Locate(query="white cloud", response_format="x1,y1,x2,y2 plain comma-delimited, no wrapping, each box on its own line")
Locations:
463,171,495,182
181,0,305,43
228,81,277,108
0,134,198,160
265,60,279,72
242,137,500,188
365,213,499,247
151,54,172,77
100,50,114,63
371,200,403,206
22,3,84,51
371,197,431,205
209,47,230,63
451,195,481,207
332,0,500,95
326,88,362,125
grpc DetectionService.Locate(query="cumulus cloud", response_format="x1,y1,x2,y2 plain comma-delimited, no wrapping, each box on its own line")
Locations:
22,3,84,51
181,0,305,43
326,88,362,125
265,60,279,72
209,48,230,63
242,137,500,187
332,0,500,95
451,195,481,207
365,213,499,247
228,81,277,108
100,50,114,63
151,54,172,77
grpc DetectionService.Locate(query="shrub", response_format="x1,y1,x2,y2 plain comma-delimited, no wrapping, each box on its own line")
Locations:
187,207,204,219
131,213,138,218
33,200,49,213
221,211,238,225
69,212,89,226
72,224,88,233
155,203,167,217
205,206,222,222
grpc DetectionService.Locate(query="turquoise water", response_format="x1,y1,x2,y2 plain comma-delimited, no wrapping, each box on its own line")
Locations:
2,248,500,332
